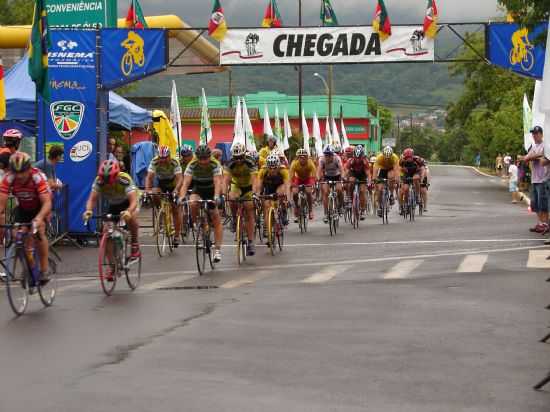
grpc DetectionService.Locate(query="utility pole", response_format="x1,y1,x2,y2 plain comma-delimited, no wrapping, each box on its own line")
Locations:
228,70,233,108
328,65,333,120
298,0,303,133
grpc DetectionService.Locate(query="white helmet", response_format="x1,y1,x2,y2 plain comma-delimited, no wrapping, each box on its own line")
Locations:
266,154,280,168
382,146,393,159
231,143,246,158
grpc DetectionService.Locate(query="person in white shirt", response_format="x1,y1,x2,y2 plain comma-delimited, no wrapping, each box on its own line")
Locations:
503,154,512,176
508,159,520,203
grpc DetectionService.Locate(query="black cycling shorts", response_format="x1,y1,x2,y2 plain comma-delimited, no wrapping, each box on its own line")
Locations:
108,200,130,216
324,175,341,183
14,207,40,224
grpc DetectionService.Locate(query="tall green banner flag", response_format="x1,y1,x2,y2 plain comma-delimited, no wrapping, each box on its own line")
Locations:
320,0,338,26
29,0,51,101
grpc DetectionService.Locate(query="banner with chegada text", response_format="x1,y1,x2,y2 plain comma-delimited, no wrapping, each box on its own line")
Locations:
220,26,434,65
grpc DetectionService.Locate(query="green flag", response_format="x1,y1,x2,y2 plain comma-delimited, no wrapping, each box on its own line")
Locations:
200,88,212,145
320,0,338,26
28,0,51,101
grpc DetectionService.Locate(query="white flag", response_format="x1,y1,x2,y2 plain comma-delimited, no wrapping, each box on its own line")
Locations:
312,112,323,157
274,105,283,147
331,117,341,146
325,116,332,146
523,94,534,152
301,110,311,156
200,88,213,144
541,17,550,113
232,97,245,147
340,118,350,149
263,104,274,137
170,80,182,148
533,80,546,130
283,110,291,151
242,98,257,152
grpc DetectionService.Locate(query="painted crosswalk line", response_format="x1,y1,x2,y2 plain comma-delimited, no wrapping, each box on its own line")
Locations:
384,260,424,279
456,254,488,273
301,265,352,284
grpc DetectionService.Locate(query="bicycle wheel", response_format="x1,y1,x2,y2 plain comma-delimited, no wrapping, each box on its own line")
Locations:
98,233,118,296
236,214,246,264
268,208,276,255
124,237,141,290
276,210,284,252
5,248,29,316
38,256,58,307
195,223,207,275
155,209,170,257
206,226,215,270
299,196,308,234
328,196,336,236
352,190,360,229
410,191,416,222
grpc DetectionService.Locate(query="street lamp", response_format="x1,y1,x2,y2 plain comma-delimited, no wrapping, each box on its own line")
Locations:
313,72,332,120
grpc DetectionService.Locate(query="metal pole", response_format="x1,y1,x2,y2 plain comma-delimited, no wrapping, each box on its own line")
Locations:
228,70,233,108
328,65,333,120
298,0,303,133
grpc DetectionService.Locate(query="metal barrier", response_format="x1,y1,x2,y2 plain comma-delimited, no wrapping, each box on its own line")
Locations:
49,184,81,248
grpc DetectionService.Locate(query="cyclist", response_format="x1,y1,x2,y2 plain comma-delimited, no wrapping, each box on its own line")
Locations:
145,146,183,247
333,143,343,160
1,128,23,155
256,154,290,238
178,145,224,263
259,136,279,168
290,148,316,221
317,144,344,224
84,159,141,264
0,152,52,284
511,27,531,64
373,146,400,217
179,145,194,171
344,145,371,220
398,148,426,214
225,143,258,256
343,146,355,163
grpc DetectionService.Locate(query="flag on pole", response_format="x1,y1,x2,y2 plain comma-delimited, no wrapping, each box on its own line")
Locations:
242,98,257,152
540,18,550,157
320,0,338,26
523,94,534,152
341,118,350,149
263,104,274,137
283,110,291,151
200,88,212,145
232,97,246,147
372,0,392,41
533,80,546,130
423,0,438,39
301,110,311,156
274,105,283,146
331,117,341,146
28,0,51,101
262,0,283,28
312,113,323,156
170,80,182,149
324,116,332,146
125,0,148,28
0,58,5,120
208,0,228,41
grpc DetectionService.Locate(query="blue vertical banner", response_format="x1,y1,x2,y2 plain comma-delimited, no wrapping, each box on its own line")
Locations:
487,22,548,79
39,29,98,233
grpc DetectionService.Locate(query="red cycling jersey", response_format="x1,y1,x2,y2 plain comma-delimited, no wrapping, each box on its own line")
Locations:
346,157,370,174
0,168,50,210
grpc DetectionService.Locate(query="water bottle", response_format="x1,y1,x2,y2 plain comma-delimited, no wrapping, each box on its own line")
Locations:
112,230,123,251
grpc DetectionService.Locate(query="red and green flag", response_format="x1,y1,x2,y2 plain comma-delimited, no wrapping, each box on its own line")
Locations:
208,0,228,42
28,0,51,101
125,0,148,29
423,0,438,39
320,0,338,27
262,0,282,28
372,0,392,41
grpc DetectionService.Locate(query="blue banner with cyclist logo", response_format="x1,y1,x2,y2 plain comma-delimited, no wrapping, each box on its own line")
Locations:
487,22,548,80
100,28,168,89
38,29,98,233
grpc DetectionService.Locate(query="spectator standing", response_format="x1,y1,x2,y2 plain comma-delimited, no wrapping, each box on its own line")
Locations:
114,144,130,173
34,144,64,192
107,137,117,161
508,159,520,203
519,126,549,233
503,153,512,176
495,153,504,176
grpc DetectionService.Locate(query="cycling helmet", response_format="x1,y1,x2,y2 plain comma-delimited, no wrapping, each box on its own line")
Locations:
296,148,308,157
323,144,334,156
354,145,365,158
370,156,377,163
97,159,120,185
231,143,246,158
2,129,22,140
8,152,31,173
248,150,260,163
333,143,342,154
403,148,414,159
345,146,354,155
266,154,280,168
180,145,193,157
267,135,277,144
158,145,171,159
195,144,211,159
382,146,393,159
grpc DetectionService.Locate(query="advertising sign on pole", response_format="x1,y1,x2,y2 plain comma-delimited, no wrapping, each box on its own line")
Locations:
45,0,117,28
220,26,434,65
100,29,168,89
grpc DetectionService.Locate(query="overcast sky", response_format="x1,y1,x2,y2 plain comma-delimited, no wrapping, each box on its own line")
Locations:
133,0,503,28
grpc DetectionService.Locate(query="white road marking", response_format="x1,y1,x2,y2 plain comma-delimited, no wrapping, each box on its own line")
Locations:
384,260,424,279
139,274,197,292
302,265,352,284
220,271,271,289
457,254,488,273
526,250,550,268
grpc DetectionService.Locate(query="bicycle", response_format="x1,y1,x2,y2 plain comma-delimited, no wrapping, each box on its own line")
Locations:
350,180,368,230
261,194,287,255
228,198,254,265
322,181,340,236
253,195,264,244
88,214,141,296
150,192,177,257
180,190,195,244
401,177,419,222
295,184,312,234
509,43,535,72
0,223,58,316
376,178,391,225
186,200,216,276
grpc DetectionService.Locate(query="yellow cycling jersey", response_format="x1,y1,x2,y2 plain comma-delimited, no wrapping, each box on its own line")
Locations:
290,159,316,180
225,156,258,188
375,153,400,171
258,167,290,187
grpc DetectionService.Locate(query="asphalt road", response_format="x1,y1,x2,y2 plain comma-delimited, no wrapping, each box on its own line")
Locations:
0,165,549,412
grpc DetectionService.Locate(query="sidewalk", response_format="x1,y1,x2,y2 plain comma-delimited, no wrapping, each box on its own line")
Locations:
471,166,531,207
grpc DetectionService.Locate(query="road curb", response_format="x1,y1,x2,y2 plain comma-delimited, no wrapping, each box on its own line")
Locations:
470,166,531,207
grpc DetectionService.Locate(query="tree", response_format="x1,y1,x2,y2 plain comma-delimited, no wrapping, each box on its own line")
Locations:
0,0,33,25
498,0,549,44
368,97,393,138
